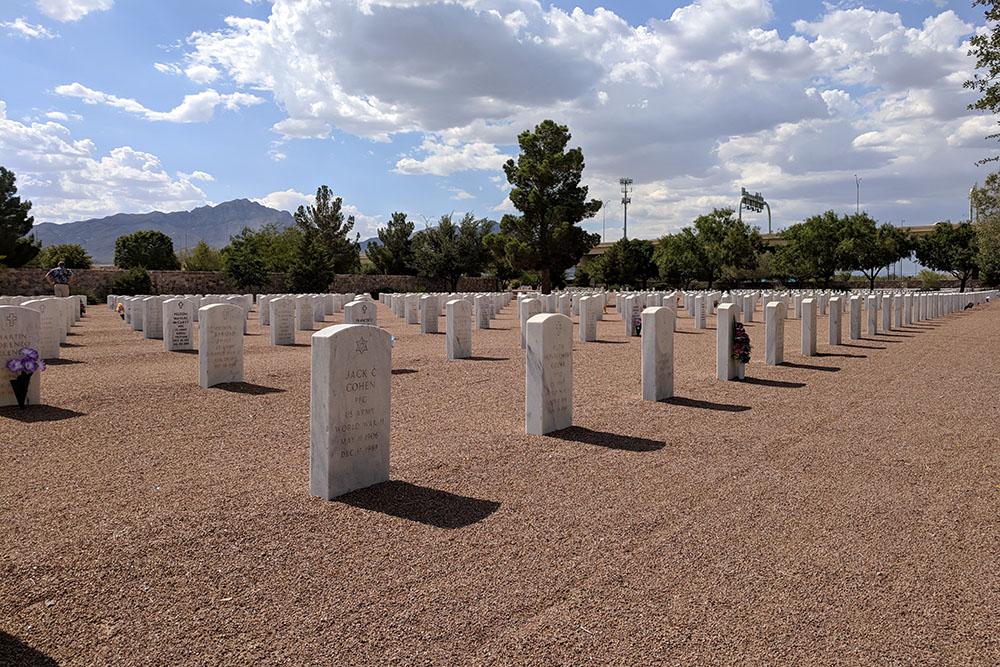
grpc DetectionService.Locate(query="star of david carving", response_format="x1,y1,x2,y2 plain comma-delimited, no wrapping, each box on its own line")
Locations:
356,337,368,354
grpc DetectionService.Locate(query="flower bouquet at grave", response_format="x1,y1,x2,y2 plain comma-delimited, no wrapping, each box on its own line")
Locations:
633,315,642,335
732,323,751,364
5,347,45,408
117,302,125,319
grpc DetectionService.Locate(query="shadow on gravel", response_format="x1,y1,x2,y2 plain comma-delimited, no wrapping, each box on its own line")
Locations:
675,331,703,335
60,342,83,348
875,332,914,338
815,352,867,359
840,343,886,350
464,356,509,362
44,358,84,365
663,396,751,413
779,361,840,372
740,377,805,389
0,631,56,666
339,481,500,529
0,405,85,422
213,382,284,395
172,349,198,354
590,340,628,344
549,426,665,452
392,369,418,375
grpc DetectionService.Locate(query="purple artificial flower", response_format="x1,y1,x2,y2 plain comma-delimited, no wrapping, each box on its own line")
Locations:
21,359,39,374
19,347,39,360
6,358,23,373
38,359,47,372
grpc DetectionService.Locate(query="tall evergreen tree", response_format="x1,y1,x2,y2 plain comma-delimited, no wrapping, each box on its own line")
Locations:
0,166,41,268
493,120,601,293
367,212,416,275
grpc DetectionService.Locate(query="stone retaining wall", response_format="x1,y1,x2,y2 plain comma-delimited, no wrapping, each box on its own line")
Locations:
0,268,286,298
328,274,497,294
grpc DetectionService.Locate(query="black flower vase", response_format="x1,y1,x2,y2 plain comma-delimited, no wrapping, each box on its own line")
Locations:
9,371,30,408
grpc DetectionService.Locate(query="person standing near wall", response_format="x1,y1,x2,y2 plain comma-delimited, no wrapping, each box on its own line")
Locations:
45,261,74,297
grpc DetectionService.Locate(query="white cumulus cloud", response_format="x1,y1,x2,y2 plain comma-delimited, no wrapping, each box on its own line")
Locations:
2,17,57,39
54,83,264,123
36,0,113,22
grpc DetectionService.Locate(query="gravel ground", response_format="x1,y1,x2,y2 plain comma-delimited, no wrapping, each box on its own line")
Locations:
1,298,998,665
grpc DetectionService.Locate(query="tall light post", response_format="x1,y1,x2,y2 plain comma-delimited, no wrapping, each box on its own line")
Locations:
855,174,861,214
620,177,632,240
737,187,771,233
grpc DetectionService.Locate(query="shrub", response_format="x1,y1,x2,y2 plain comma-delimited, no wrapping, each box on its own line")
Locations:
918,269,945,291
110,267,153,296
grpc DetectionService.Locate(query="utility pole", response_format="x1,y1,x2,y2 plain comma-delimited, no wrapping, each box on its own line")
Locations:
620,177,632,240
602,202,606,243
855,174,861,214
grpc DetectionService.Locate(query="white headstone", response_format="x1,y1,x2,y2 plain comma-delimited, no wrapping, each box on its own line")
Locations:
579,295,598,342
345,300,377,326
519,298,542,349
525,313,573,435
0,306,41,407
19,299,60,360
765,301,785,366
801,297,817,356
163,298,194,351
310,324,391,500
849,295,861,340
641,306,674,401
270,297,296,345
419,295,437,333
716,303,738,380
446,298,472,359
198,304,244,388
296,295,314,331
142,296,164,339
828,296,842,346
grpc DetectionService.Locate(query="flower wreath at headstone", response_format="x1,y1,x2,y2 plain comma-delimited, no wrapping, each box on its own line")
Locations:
732,322,751,364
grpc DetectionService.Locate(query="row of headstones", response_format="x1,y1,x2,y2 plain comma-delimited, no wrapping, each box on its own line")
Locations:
109,293,380,386
381,292,514,331
0,295,85,361
301,287,1000,500
0,297,87,406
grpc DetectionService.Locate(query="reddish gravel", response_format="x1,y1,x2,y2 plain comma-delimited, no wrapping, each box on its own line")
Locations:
1,299,999,665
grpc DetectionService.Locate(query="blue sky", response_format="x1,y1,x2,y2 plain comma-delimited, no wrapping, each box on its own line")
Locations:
0,0,995,250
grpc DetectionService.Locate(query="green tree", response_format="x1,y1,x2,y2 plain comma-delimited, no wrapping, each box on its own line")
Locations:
493,120,601,293
114,230,181,270
653,233,699,289
38,243,92,269
965,0,1000,163
221,232,270,291
588,237,658,288
412,213,493,291
367,212,416,275
0,166,41,268
286,221,333,293
972,172,1000,285
914,221,979,292
484,232,518,290
296,185,361,274
219,224,300,273
840,214,911,291
178,240,222,271
680,208,762,289
110,266,153,295
773,210,846,287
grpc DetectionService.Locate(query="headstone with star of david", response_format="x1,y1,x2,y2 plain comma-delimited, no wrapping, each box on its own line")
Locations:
0,306,42,407
198,304,244,388
310,323,392,500
419,295,437,333
295,295,314,331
